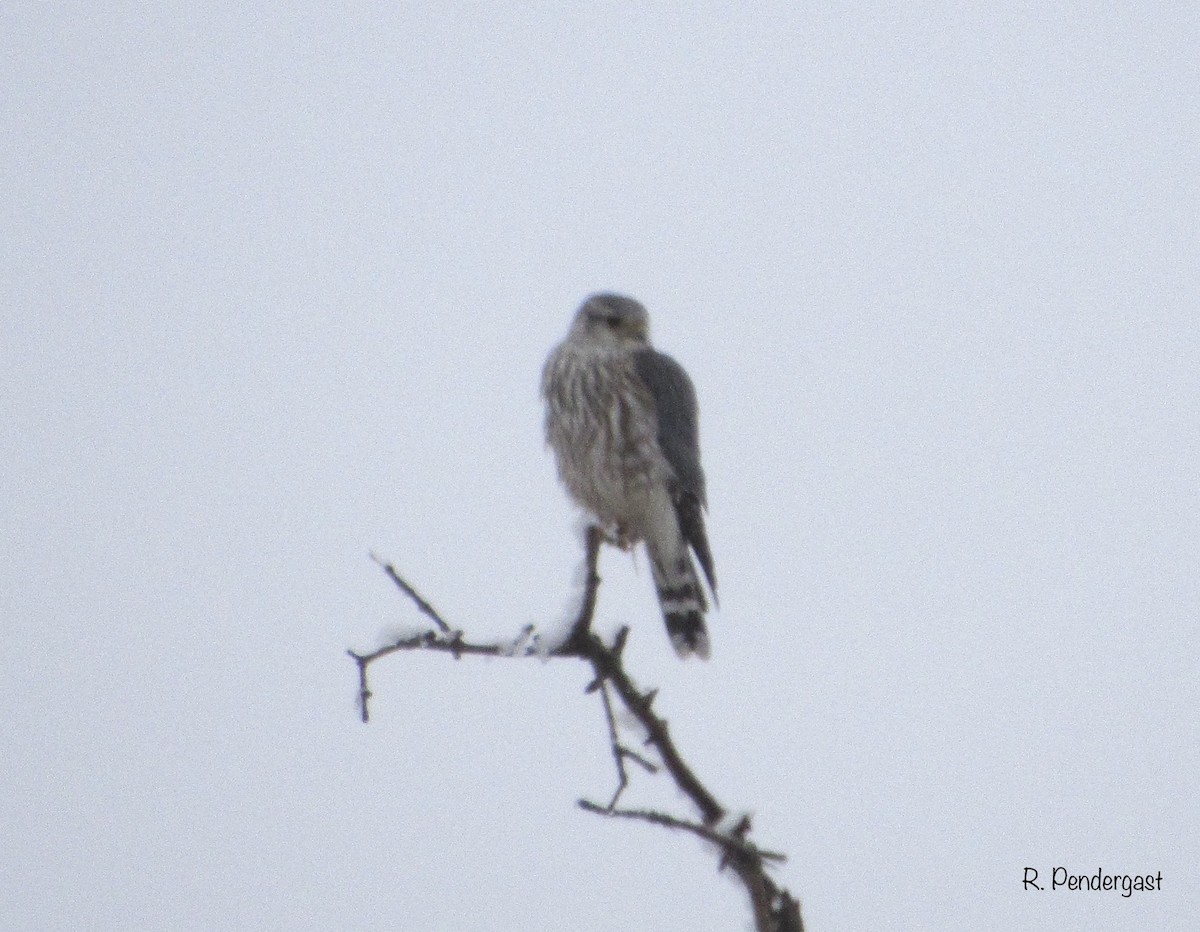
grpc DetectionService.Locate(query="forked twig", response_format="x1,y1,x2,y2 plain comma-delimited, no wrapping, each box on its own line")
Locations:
576,800,787,863
349,529,803,931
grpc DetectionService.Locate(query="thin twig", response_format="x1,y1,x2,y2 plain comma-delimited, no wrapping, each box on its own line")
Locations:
599,681,630,810
350,652,372,723
347,632,510,722
576,800,787,863
369,551,451,633
572,630,724,825
351,531,804,932
597,680,658,810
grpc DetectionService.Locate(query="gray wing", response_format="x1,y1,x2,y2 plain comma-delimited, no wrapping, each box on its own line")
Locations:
633,348,717,599
633,349,705,504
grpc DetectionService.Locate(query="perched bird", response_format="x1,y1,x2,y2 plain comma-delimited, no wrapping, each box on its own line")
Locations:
542,293,717,658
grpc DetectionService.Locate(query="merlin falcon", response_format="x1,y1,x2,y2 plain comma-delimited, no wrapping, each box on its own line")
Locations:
541,293,717,658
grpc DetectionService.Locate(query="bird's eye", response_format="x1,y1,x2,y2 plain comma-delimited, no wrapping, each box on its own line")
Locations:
604,315,622,329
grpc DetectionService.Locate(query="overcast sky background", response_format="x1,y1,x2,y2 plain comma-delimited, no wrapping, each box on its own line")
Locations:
3,4,1197,931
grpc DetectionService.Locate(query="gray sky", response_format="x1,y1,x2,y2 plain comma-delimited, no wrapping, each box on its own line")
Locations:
3,4,1197,930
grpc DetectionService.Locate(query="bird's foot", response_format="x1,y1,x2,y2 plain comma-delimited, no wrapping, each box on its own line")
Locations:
599,523,636,551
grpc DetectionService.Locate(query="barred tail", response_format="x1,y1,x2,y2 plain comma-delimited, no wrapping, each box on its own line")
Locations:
674,490,717,605
649,545,710,659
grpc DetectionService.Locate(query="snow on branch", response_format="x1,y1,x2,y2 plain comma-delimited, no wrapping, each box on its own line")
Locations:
346,525,804,932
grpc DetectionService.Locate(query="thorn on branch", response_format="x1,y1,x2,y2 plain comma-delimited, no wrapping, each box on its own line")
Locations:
718,816,754,872
353,536,805,931
505,624,535,656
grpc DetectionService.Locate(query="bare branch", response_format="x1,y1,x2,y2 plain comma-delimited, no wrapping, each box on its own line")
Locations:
562,523,604,650
597,680,659,810
568,625,724,826
577,800,787,863
346,631,508,722
350,529,804,931
369,551,452,633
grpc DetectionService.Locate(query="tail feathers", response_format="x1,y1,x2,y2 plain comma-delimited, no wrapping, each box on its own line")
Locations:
651,552,711,660
664,607,710,659
674,491,717,607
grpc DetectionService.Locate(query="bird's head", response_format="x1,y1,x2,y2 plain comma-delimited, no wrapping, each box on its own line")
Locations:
569,293,650,348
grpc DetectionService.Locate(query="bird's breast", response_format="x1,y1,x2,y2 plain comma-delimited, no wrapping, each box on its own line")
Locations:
543,346,666,530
